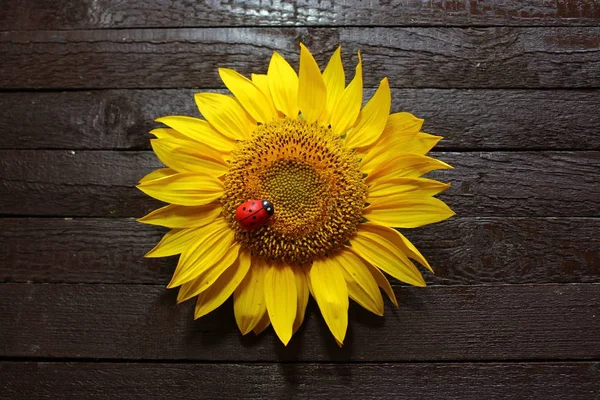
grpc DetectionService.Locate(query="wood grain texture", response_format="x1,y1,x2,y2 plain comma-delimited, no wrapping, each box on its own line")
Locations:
1,217,598,286
1,361,598,400
1,0,599,30
1,2,598,398
1,150,597,217
1,283,598,361
0,150,160,217
2,89,599,150
2,27,599,89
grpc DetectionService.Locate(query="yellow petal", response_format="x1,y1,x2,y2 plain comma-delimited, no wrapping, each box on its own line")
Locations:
350,223,426,287
345,77,391,148
251,73,277,113
194,93,255,141
264,263,297,345
365,196,455,228
150,138,229,176
144,227,201,258
137,203,222,228
293,267,309,333
330,53,362,136
253,308,271,335
137,172,223,206
358,112,423,164
364,261,398,307
194,250,251,319
336,249,383,316
155,116,236,152
176,244,241,302
404,132,443,155
397,232,433,273
364,152,453,183
234,257,268,335
309,258,349,345
219,68,277,124
267,52,299,118
139,168,177,184
168,219,235,288
322,46,345,123
298,43,327,124
150,127,189,142
368,177,450,199
380,112,424,142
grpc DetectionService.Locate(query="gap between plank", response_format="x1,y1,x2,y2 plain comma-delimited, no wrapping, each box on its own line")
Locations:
0,356,598,365
1,86,600,92
1,23,598,34
0,147,597,152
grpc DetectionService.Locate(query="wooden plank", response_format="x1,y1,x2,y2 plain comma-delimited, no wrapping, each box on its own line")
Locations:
1,217,598,286
0,283,597,361
0,150,160,217
1,151,597,218
1,27,599,89
2,89,600,151
0,218,169,284
2,1,599,30
1,362,598,400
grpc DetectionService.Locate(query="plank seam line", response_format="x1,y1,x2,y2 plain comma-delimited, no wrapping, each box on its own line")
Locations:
0,356,598,365
2,281,600,287
1,216,597,221
1,87,600,92
1,282,597,288
0,148,597,152
1,24,599,33
2,87,600,93
2,215,600,219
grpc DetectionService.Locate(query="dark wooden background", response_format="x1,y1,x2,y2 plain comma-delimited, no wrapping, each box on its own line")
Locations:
1,1,599,399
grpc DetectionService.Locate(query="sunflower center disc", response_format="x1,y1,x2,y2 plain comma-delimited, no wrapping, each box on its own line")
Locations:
222,118,367,265
260,160,327,236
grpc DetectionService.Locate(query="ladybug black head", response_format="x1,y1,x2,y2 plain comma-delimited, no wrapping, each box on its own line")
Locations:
262,199,274,215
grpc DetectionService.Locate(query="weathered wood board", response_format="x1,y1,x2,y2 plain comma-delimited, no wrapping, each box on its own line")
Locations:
1,2,598,398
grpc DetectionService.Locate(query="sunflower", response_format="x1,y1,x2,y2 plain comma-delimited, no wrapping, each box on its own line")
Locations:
137,44,454,346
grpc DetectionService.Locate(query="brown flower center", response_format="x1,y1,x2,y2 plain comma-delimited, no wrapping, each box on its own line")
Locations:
222,118,367,265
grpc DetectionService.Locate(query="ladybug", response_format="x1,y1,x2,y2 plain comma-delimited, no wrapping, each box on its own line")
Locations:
235,199,274,231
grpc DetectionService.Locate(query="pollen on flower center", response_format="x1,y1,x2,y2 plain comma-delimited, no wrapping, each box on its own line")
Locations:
260,160,327,236
222,118,367,265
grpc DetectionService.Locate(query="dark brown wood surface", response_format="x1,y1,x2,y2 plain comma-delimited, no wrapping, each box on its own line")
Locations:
2,362,599,400
2,0,600,29
1,3,599,399
2,27,600,89
2,151,598,217
2,283,598,361
2,89,599,150
1,217,598,285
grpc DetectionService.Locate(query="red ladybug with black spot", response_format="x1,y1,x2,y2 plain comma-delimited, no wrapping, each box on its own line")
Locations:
235,199,274,231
